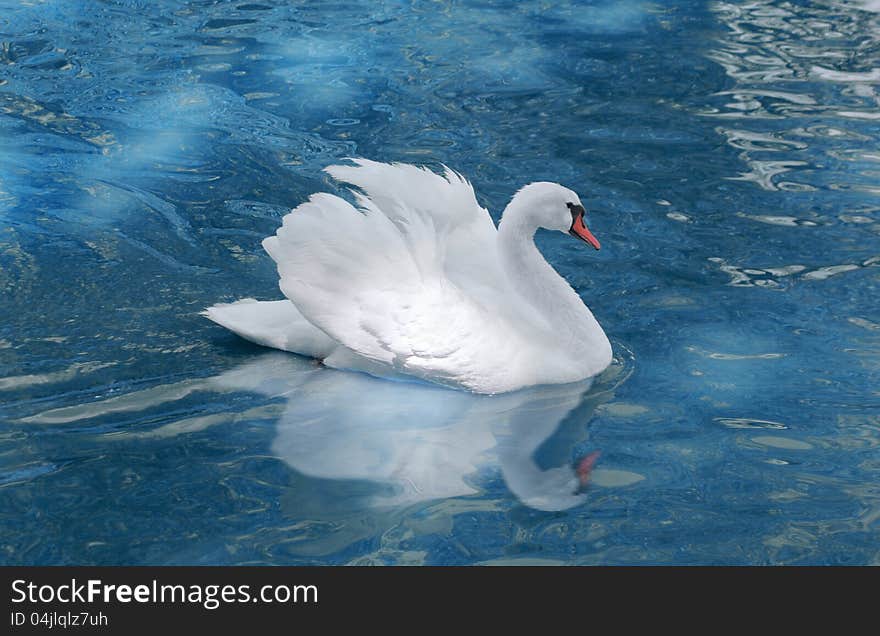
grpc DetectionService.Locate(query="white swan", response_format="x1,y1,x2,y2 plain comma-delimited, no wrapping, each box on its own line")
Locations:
204,159,612,394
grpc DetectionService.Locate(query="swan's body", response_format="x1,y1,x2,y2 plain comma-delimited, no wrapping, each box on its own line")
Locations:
204,160,612,393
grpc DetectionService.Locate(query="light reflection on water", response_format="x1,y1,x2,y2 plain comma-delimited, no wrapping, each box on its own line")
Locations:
705,0,880,192
1,0,879,564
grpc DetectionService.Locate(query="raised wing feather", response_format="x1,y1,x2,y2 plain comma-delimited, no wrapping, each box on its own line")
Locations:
262,189,515,390
324,159,502,299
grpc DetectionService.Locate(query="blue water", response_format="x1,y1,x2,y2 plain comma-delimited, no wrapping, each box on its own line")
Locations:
1,0,879,565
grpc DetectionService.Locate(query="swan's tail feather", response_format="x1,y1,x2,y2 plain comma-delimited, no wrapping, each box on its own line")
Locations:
202,298,336,359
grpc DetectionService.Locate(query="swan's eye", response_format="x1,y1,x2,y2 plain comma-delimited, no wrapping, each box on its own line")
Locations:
567,202,586,222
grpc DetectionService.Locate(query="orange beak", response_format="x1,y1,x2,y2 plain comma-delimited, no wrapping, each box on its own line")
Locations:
569,214,601,250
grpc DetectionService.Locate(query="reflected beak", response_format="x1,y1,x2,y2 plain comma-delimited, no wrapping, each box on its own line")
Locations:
575,450,601,492
569,213,601,250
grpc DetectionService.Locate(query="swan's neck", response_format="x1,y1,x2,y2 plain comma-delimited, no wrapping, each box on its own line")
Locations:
497,208,607,361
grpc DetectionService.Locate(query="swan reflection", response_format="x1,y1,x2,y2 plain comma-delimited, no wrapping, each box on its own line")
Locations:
22,350,631,512
210,352,623,512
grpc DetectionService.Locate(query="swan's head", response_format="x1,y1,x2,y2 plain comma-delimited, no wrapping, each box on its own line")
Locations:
507,182,601,250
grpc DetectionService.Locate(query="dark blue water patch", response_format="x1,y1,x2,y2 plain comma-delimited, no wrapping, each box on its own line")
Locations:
1,0,879,565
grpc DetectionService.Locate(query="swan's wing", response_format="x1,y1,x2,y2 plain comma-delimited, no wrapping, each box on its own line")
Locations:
323,159,502,297
324,158,493,237
262,192,515,391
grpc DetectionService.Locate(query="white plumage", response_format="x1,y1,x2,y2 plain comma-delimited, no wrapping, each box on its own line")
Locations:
204,159,612,393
